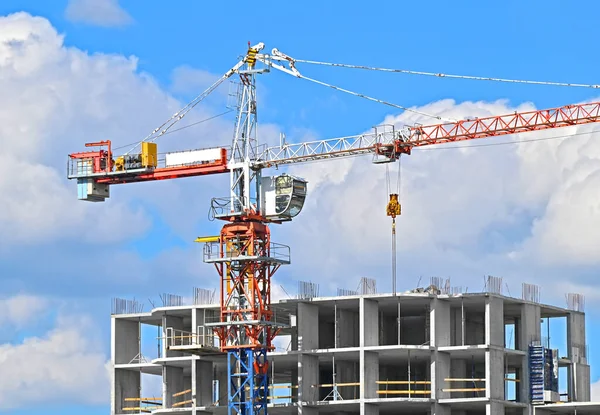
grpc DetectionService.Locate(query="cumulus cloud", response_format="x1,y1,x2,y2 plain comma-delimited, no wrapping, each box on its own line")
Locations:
592,379,600,401
0,294,47,327
65,0,132,27
280,97,600,294
0,302,109,410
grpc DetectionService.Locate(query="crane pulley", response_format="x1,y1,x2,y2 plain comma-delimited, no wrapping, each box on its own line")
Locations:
66,42,600,415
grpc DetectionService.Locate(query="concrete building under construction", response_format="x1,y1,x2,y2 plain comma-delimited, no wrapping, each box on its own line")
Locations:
110,279,595,415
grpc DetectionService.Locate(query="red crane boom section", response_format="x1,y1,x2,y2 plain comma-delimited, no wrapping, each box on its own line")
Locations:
400,100,600,152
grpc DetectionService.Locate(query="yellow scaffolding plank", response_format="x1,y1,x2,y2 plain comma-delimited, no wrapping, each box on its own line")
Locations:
376,390,431,395
195,236,220,243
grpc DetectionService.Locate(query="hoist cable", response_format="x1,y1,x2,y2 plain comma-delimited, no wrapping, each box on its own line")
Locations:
293,58,600,89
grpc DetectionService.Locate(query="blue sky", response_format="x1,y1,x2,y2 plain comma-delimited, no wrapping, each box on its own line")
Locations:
1,0,600,413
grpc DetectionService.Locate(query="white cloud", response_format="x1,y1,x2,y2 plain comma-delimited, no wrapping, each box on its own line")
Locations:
0,307,109,410
592,379,600,401
65,0,132,27
280,97,600,294
171,65,222,95
0,294,47,327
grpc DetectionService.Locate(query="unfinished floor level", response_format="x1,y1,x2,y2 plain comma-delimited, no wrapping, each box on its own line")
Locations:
111,290,593,415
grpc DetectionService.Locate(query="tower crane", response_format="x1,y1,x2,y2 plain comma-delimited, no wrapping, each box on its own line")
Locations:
67,42,600,415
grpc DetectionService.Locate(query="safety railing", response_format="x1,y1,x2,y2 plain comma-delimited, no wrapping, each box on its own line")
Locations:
209,197,258,219
122,396,162,413
172,389,193,408
165,326,219,349
376,380,431,397
243,384,298,403
202,241,291,263
442,377,486,395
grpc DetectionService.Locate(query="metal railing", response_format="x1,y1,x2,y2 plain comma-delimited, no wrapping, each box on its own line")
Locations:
165,326,219,348
203,241,290,263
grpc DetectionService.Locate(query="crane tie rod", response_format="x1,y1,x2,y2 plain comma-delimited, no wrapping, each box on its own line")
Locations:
293,72,456,123
293,58,600,89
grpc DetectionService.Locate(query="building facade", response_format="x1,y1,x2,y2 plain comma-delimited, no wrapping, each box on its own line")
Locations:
111,291,592,415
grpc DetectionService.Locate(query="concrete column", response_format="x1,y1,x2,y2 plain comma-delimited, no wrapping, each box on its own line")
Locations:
163,315,184,358
431,298,450,347
112,318,139,364
360,402,379,415
486,349,504,400
360,298,378,347
486,401,504,415
163,366,184,408
113,369,140,414
567,311,590,402
520,355,529,405
298,354,318,403
519,304,541,349
431,351,450,400
432,403,450,415
360,351,378,399
486,296,504,347
192,360,213,406
298,303,319,351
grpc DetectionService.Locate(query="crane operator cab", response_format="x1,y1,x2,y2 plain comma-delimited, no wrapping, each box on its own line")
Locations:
260,173,307,221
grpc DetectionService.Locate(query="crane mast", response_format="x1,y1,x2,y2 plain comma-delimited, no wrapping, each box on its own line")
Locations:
65,42,600,415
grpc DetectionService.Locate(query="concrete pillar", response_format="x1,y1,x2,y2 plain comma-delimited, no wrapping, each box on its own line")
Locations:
519,304,541,350
432,403,450,415
567,311,590,402
431,298,450,347
298,354,318,403
360,402,379,415
112,318,139,364
113,369,140,414
486,401,504,415
486,349,504,400
360,298,378,347
360,351,378,399
163,366,184,408
431,351,450,400
298,303,319,350
192,360,213,406
163,315,184,358
486,296,504,347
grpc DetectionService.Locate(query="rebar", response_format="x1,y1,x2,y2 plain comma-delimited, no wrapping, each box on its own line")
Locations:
566,293,585,312
337,288,358,296
298,281,319,299
111,297,144,314
160,293,183,307
194,287,216,305
484,275,503,294
358,277,377,295
521,283,540,303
